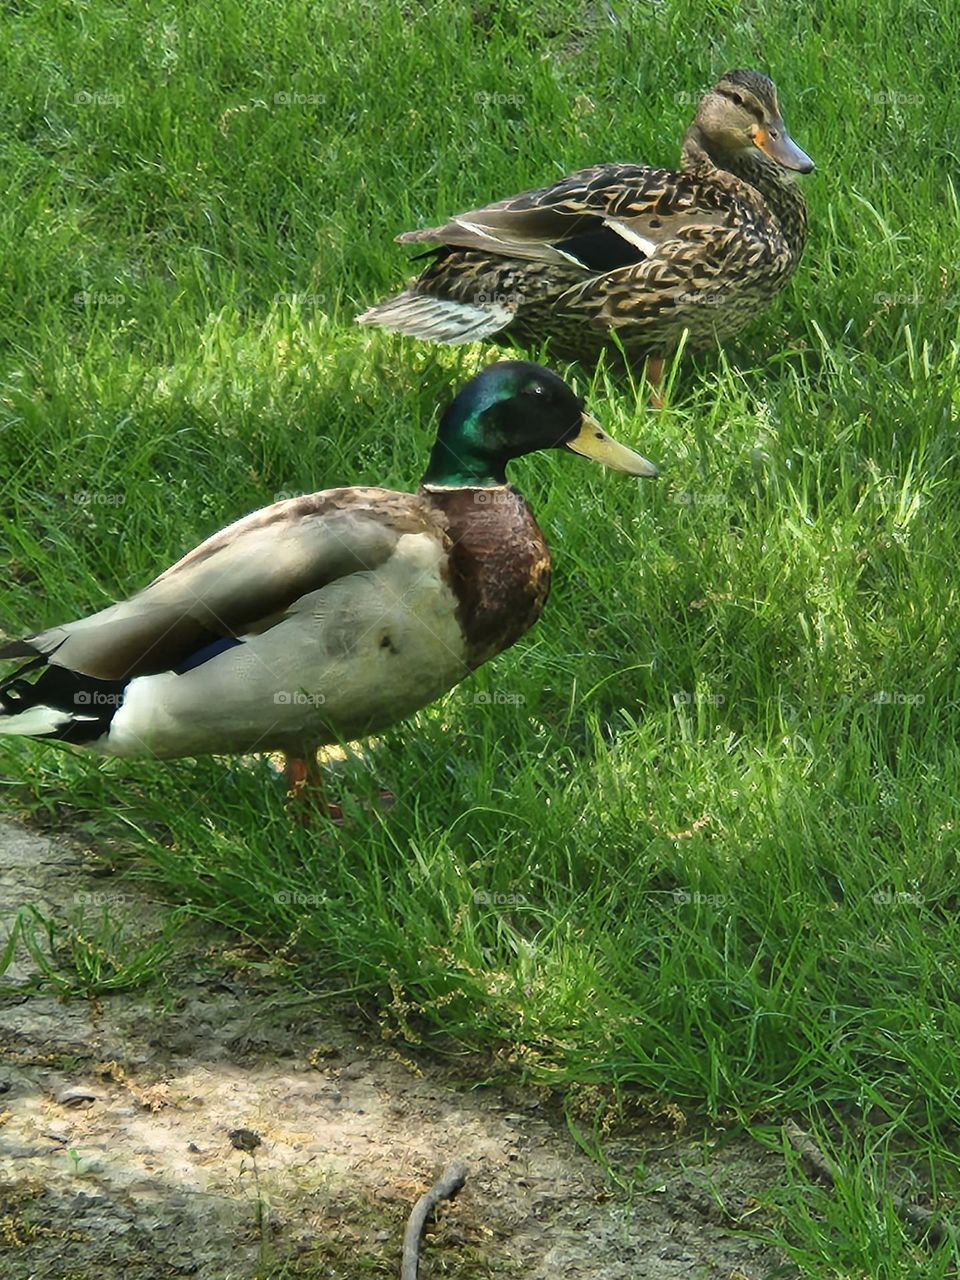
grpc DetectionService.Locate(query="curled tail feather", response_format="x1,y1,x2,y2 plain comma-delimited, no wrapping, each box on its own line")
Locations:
0,658,126,744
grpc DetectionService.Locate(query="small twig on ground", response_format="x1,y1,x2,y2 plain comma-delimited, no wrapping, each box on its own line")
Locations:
783,1119,956,1248
783,1118,839,1186
400,1161,468,1280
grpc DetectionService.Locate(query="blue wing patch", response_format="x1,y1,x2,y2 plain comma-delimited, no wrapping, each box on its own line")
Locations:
174,636,243,675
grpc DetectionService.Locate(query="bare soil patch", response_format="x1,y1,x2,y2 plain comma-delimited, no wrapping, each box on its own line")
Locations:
0,819,791,1278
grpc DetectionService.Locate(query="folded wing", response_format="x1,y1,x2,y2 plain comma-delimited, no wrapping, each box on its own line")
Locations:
0,490,437,681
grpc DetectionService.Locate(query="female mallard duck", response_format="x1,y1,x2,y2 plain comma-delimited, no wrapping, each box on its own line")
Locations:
0,362,657,811
359,70,813,401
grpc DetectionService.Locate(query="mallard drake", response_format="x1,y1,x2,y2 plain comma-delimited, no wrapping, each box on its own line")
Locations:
0,362,657,812
359,70,813,400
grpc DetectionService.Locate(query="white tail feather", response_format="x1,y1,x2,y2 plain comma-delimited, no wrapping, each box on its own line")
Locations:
0,705,79,737
358,293,513,344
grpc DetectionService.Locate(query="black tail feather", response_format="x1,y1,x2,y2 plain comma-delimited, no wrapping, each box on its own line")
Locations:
0,639,40,660
1,660,129,743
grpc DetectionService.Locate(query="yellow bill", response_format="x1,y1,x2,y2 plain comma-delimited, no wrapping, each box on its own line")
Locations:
565,413,659,477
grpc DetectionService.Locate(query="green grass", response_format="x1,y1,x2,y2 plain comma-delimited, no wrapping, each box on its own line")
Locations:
0,902,178,997
1,0,959,1273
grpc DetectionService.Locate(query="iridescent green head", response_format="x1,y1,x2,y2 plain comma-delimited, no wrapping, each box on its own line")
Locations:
420,361,658,488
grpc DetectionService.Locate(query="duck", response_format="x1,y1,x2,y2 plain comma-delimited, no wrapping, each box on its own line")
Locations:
358,70,813,403
0,362,657,813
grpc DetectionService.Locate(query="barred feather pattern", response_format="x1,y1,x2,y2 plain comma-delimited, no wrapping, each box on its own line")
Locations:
359,72,810,364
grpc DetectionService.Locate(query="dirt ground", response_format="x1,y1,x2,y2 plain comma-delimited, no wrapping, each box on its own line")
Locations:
0,818,792,1279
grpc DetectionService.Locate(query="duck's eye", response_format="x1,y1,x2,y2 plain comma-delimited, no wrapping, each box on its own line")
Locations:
730,92,744,107
522,382,548,397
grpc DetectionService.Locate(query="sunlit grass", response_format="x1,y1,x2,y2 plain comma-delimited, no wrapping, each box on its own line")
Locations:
1,1,959,1273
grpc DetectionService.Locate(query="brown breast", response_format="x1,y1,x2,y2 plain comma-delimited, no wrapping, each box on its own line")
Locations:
424,485,552,669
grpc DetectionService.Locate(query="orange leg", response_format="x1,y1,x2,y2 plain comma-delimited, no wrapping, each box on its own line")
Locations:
284,751,343,823
283,752,396,824
284,755,309,790
645,356,666,409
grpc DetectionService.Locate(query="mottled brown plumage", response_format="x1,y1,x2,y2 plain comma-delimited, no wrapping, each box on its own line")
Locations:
358,70,813,369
